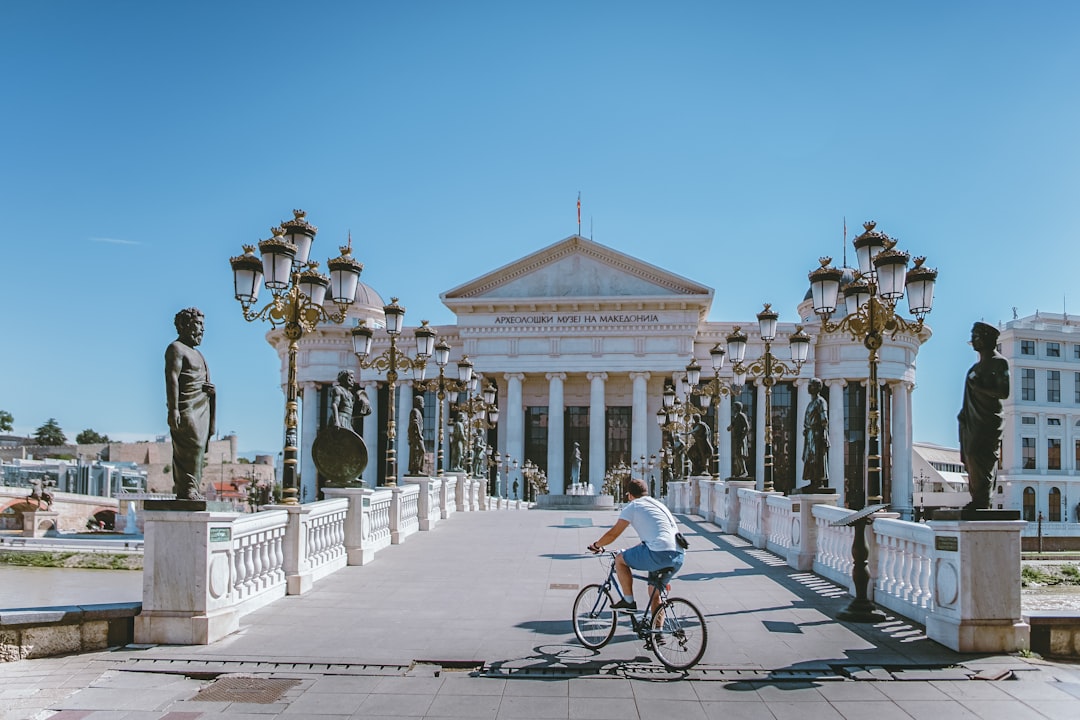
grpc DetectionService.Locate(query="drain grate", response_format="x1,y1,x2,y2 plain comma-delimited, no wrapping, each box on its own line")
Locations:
193,676,300,703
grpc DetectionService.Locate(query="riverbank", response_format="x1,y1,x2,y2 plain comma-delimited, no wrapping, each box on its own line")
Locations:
0,550,141,570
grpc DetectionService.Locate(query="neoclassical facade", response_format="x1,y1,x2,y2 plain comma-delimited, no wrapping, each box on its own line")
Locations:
271,234,930,516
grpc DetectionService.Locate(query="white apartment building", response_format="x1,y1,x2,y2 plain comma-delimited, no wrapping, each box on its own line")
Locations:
273,233,931,516
998,311,1080,523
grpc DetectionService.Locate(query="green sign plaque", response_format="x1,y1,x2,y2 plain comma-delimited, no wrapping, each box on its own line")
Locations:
935,535,958,552
209,527,231,543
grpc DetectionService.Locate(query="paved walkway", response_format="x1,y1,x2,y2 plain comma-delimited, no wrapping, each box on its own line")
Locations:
3,508,1080,719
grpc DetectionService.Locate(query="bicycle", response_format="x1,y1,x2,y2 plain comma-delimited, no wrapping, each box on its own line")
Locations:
572,550,707,670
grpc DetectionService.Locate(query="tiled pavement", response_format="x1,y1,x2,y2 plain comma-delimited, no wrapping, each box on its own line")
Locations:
2,508,1079,719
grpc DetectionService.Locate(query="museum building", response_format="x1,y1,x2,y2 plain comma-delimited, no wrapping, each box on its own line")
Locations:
272,234,930,518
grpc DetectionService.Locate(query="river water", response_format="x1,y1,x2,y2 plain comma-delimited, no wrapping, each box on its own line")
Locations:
0,566,142,609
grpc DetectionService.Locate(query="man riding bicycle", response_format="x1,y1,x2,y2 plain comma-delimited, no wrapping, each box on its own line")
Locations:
588,478,685,613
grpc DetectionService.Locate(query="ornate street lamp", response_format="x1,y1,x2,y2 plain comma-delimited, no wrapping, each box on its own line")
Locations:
807,221,937,509
414,341,471,477
452,376,499,478
230,210,362,505
351,299,435,486
727,304,810,493
686,345,738,478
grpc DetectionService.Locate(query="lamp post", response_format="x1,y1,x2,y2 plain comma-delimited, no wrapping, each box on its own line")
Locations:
350,299,436,486
807,221,937,509
452,377,499,479
687,344,738,478
493,451,516,498
726,305,810,493
657,376,700,480
230,210,363,505
415,341,472,477
631,454,654,487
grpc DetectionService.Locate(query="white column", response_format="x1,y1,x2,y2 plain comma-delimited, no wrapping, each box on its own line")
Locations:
588,372,608,493
546,373,566,492
827,379,846,503
505,373,525,492
362,381,379,486
755,383,767,490
890,381,914,519
300,381,320,504
717,393,732,478
630,372,650,463
397,380,413,481
794,378,810,488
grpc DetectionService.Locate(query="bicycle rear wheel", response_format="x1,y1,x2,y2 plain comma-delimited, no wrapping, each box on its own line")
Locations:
649,597,707,670
572,583,617,649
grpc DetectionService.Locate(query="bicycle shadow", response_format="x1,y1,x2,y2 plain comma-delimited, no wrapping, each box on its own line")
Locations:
485,643,681,680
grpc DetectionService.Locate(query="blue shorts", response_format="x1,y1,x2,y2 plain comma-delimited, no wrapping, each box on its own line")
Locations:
621,543,684,582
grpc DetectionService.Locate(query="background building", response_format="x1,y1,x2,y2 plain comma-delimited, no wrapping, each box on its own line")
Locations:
281,234,932,518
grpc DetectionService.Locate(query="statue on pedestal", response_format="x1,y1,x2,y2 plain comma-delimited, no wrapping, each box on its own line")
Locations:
728,401,750,478
407,394,426,476
165,307,214,501
797,378,832,493
449,414,466,471
570,442,582,485
687,414,714,476
958,322,1010,510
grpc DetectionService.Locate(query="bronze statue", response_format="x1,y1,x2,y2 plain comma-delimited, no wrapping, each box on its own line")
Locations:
958,321,1010,510
687,414,714,476
165,308,214,500
407,394,426,476
798,378,831,493
26,477,55,511
329,370,370,431
449,414,466,471
728,401,750,478
570,442,582,485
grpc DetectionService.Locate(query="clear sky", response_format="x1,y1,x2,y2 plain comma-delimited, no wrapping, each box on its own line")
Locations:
3,1,1078,456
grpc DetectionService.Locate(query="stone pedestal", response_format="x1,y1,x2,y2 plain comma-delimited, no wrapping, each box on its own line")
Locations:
323,487,375,566
22,510,59,538
924,519,1029,653
721,479,755,534
403,477,441,530
786,493,839,571
134,509,258,646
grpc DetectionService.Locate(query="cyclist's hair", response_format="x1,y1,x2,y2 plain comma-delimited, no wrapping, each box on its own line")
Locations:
623,478,648,498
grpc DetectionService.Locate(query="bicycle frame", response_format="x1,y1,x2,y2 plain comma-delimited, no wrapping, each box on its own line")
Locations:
594,551,670,637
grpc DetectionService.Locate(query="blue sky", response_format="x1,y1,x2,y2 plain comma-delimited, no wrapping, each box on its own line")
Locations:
3,2,1078,455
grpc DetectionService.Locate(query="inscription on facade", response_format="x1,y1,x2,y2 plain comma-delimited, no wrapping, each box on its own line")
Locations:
493,313,661,325
935,535,958,552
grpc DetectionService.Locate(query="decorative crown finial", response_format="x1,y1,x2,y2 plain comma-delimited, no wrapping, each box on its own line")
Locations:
293,209,306,221
242,244,256,254
863,220,876,232
818,256,833,267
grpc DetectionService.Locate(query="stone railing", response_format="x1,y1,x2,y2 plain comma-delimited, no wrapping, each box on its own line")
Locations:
136,476,526,646
669,482,1029,654
872,516,934,625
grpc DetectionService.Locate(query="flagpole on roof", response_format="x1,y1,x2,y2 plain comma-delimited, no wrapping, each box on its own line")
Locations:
577,192,582,236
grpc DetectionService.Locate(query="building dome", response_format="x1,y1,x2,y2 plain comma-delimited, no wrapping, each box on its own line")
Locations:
346,280,386,327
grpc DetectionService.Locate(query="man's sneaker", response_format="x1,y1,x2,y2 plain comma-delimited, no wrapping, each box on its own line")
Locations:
610,599,637,611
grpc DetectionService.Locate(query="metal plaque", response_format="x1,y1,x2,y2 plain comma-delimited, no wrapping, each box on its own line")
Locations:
935,536,958,552
209,527,231,543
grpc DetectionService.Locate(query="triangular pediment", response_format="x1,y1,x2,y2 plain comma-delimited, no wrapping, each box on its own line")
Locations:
441,236,713,311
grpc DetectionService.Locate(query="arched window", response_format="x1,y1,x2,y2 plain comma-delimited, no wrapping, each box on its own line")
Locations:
1023,487,1036,522
1049,487,1062,522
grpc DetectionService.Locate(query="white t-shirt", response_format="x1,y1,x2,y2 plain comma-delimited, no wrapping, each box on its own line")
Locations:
618,496,678,552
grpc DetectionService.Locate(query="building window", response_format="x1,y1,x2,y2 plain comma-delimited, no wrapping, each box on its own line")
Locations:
1021,369,1035,401
1021,340,1035,355
1050,487,1062,522
1048,418,1062,426
1022,416,1036,425
844,383,867,508
1075,439,1080,472
1048,370,1061,403
524,406,549,478
605,407,631,471
1022,437,1036,469
1023,487,1036,522
1074,344,1080,360
1047,342,1061,358
1075,372,1080,403
1049,438,1062,470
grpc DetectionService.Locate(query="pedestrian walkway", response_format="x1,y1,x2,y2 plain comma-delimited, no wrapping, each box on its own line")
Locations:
3,508,1080,719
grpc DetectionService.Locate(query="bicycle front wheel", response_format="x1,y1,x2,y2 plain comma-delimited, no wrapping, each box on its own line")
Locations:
650,597,707,670
572,583,617,649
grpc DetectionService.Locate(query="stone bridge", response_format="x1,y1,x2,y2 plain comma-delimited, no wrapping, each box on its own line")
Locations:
0,487,119,533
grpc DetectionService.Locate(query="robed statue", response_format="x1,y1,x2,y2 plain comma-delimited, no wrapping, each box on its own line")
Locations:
728,401,750,478
687,414,714,476
797,378,832,493
165,307,215,500
449,414,466,471
958,322,1010,510
407,394,426,476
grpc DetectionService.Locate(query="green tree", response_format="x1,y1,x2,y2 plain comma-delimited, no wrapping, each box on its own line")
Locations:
33,418,67,446
76,429,110,444
0,410,12,433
